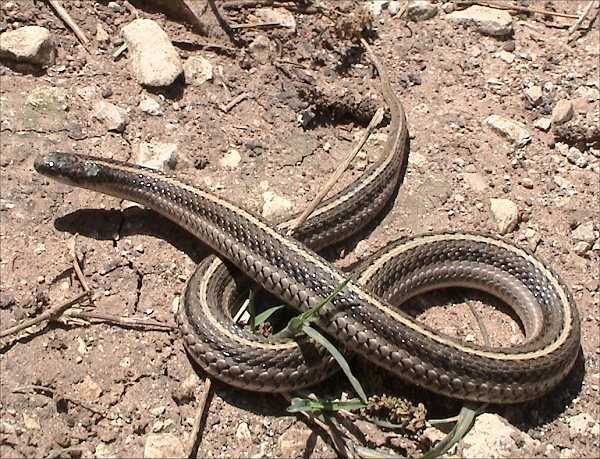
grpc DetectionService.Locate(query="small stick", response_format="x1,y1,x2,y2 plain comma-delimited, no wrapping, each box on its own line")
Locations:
0,291,91,339
567,0,597,40
230,21,283,29
207,0,240,46
287,107,385,235
47,0,91,52
112,43,128,60
62,310,176,331
12,384,104,416
220,92,249,112
70,234,91,293
187,378,213,458
460,1,580,19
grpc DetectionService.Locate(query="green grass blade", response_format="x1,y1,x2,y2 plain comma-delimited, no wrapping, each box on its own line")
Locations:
253,304,286,327
287,397,366,413
302,325,367,404
419,405,479,459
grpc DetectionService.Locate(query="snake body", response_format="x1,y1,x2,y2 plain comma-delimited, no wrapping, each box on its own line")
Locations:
34,54,580,404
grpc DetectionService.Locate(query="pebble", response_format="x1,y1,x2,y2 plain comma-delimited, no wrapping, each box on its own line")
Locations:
485,115,531,147
388,1,402,16
93,100,128,132
524,228,541,251
262,191,292,219
489,198,519,234
248,35,271,65
219,149,241,169
235,421,252,441
254,7,296,31
122,19,183,87
27,86,68,112
462,172,488,192
552,99,574,125
406,0,438,21
524,85,543,106
101,87,113,98
183,55,213,86
96,23,110,44
533,117,551,131
521,178,534,189
566,413,596,438
572,221,596,243
0,25,55,65
446,5,513,37
136,142,178,171
143,434,185,458
566,147,588,168
171,373,199,404
78,374,103,401
462,413,539,458
138,97,162,116
498,50,514,64
573,241,591,256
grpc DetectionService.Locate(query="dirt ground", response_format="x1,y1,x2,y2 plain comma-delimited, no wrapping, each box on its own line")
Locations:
0,1,599,458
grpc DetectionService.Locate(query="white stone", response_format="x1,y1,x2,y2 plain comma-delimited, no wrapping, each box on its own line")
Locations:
572,221,596,243
143,434,185,459
462,413,538,458
93,101,128,132
533,117,551,131
254,8,296,31
574,241,591,256
485,115,531,147
183,55,213,86
566,147,588,168
138,97,162,116
407,0,438,21
235,421,252,441
248,35,271,65
96,23,110,44
446,5,513,37
498,50,514,63
219,149,241,169
122,19,183,87
566,413,595,437
490,198,519,234
0,26,55,65
551,99,574,125
524,85,543,106
262,191,292,219
136,142,178,171
388,1,402,16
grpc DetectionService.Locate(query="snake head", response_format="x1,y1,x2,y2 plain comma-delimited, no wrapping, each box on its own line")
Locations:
34,152,103,186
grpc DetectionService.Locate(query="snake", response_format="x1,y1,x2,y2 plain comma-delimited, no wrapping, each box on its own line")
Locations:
34,50,580,404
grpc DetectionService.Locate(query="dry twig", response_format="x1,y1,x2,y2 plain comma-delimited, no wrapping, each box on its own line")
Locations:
186,378,213,458
461,1,580,19
0,291,91,339
47,0,90,52
12,384,104,416
287,107,385,234
70,234,91,293
567,0,597,41
220,92,250,112
62,310,176,331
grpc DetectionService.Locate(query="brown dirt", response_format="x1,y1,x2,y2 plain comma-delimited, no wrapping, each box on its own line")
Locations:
0,1,599,458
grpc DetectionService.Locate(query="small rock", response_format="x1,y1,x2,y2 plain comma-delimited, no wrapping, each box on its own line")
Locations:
95,442,116,459
136,142,178,171
574,241,591,256
0,25,55,65
122,19,183,87
96,23,110,44
490,198,519,234
524,85,543,106
254,8,296,31
462,413,539,458
365,0,388,17
101,87,113,98
107,1,123,13
143,434,185,459
503,40,516,52
498,50,514,64
22,413,41,431
446,5,513,37
407,0,438,21
138,97,162,116
533,117,551,131
33,242,46,255
150,406,166,417
278,426,313,456
219,149,241,169
521,178,534,189
183,55,213,86
462,172,488,192
248,35,271,65
76,85,97,101
236,421,252,441
485,115,531,147
0,292,16,309
79,374,103,401
262,191,292,219
566,413,595,438
92,100,128,132
572,221,596,243
524,228,541,251
172,373,198,404
388,1,402,16
566,147,588,168
551,99,574,125
27,86,68,112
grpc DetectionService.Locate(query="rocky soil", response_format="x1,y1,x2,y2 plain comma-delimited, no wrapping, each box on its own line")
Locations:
0,1,599,458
